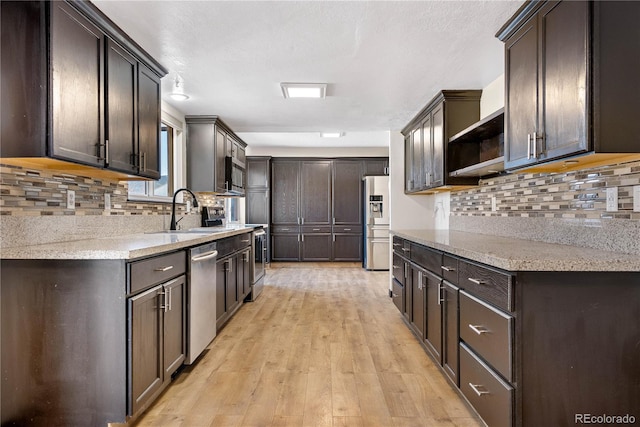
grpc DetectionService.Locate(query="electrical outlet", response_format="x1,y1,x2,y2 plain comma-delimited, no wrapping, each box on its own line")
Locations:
104,193,111,211
633,185,640,212
66,190,75,210
491,196,497,212
186,201,191,212
606,187,618,212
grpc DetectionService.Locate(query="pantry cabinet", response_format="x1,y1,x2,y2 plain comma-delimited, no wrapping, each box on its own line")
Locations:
0,1,167,179
498,0,640,172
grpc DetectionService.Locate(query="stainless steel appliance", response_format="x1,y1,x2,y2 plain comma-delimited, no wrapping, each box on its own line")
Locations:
363,175,390,270
186,242,218,364
247,227,266,301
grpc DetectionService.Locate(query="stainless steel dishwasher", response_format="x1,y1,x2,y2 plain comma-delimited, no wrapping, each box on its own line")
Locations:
186,242,218,364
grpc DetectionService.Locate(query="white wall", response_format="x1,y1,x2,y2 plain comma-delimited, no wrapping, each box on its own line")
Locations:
246,145,389,157
480,74,505,119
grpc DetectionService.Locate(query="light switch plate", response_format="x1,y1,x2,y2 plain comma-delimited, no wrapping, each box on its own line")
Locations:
104,193,111,211
633,185,640,212
66,190,75,210
606,187,618,212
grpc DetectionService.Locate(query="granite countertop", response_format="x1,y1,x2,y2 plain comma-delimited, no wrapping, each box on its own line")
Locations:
0,226,257,260
391,229,640,272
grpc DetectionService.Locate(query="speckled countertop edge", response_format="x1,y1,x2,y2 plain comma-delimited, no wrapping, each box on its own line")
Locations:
0,227,256,260
391,229,640,272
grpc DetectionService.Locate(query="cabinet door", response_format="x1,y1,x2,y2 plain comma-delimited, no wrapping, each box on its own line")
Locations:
333,160,362,225
300,161,332,225
411,126,424,190
129,285,163,416
422,115,433,189
272,161,300,224
431,104,444,188
442,282,459,386
247,158,270,189
424,270,443,364
50,1,104,167
540,0,589,161
301,234,332,261
216,258,226,324
235,142,246,167
332,234,363,261
364,158,388,175
246,189,270,225
163,276,186,379
404,135,414,192
106,39,137,174
225,257,239,313
403,261,412,322
240,249,251,297
411,266,425,338
271,234,300,261
504,14,539,169
137,63,161,179
215,129,227,193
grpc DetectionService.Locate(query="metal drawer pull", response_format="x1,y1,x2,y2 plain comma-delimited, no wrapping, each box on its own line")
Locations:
313,228,320,231
441,266,455,272
401,247,410,252
241,239,250,243
393,243,401,247
392,293,400,298
343,228,351,231
468,278,485,285
281,228,290,231
154,266,174,272
468,324,490,335
392,265,401,270
468,383,490,397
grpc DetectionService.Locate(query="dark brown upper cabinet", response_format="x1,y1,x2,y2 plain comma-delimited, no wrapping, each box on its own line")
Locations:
402,90,481,194
498,0,640,173
300,161,332,225
333,160,363,226
1,1,167,179
185,116,247,194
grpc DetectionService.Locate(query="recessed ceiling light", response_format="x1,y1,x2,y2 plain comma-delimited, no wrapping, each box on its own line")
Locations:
281,83,327,99
320,132,344,138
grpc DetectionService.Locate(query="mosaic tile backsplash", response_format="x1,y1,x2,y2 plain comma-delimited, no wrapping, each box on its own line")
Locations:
450,160,640,220
0,163,224,247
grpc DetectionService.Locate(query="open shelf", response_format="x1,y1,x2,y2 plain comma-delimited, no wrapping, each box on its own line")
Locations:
448,108,505,178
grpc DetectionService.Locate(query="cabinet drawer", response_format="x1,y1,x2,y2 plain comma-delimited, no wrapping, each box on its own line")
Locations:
129,251,186,294
302,225,332,233
392,236,404,253
391,279,404,314
441,254,459,285
272,225,300,234
392,253,406,285
410,243,442,274
460,343,513,427
458,259,514,312
460,291,513,382
333,225,360,233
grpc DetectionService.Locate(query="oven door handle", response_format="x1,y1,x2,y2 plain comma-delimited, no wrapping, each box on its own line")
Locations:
254,230,266,237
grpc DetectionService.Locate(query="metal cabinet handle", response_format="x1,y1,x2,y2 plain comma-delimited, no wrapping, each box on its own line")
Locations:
468,383,490,397
468,278,485,285
532,132,537,158
333,235,336,242
281,228,290,231
301,217,304,225
226,259,233,273
401,247,410,252
168,286,172,311
418,271,423,290
438,282,444,305
392,293,399,298
527,134,532,160
154,266,174,272
392,265,401,270
441,266,455,272
393,243,401,247
191,250,218,262
313,228,320,231
343,228,351,231
468,324,490,335
159,289,168,312
241,239,250,243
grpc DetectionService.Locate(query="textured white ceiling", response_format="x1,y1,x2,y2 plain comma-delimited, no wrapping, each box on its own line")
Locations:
93,0,524,148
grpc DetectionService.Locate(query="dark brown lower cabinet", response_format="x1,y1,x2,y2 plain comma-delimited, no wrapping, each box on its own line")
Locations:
301,233,332,261
215,234,252,331
410,265,425,338
392,235,640,427
332,233,363,261
272,233,300,261
129,275,186,417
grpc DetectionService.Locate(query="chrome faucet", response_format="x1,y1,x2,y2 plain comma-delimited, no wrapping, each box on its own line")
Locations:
170,188,200,230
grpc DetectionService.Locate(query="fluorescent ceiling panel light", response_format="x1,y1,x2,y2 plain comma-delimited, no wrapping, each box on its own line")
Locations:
320,132,343,138
281,83,327,99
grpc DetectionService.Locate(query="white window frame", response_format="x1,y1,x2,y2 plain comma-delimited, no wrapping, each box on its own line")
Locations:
128,110,186,203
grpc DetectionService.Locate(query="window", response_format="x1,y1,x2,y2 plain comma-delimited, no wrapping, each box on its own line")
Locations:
128,112,184,202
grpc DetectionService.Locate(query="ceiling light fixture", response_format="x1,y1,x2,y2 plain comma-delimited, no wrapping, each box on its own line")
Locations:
170,76,190,101
281,83,327,99
320,132,344,138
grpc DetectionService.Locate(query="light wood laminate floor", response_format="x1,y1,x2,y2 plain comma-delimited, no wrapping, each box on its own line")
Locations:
134,263,481,427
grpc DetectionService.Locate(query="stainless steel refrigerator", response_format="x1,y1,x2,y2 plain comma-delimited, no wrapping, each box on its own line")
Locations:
363,175,390,270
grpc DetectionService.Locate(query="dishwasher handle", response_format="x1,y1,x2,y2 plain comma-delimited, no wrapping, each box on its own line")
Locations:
254,229,266,237
191,250,218,262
